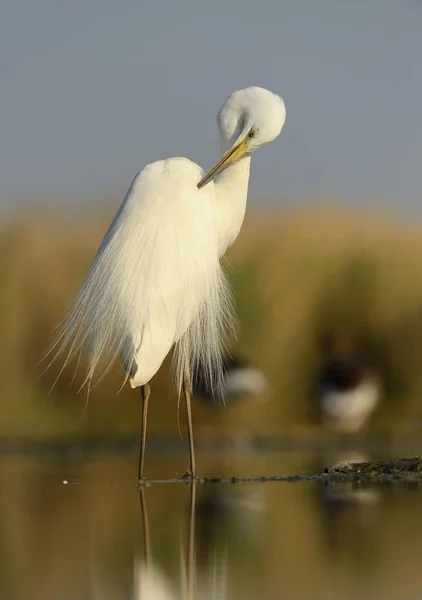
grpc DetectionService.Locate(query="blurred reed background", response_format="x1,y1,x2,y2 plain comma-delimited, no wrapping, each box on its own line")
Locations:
2,202,422,442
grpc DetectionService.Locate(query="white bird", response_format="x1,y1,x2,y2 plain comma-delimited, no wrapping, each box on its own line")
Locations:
316,334,380,433
51,86,286,479
193,354,268,406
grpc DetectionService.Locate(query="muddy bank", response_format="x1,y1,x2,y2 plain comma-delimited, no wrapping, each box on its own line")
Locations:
183,457,422,487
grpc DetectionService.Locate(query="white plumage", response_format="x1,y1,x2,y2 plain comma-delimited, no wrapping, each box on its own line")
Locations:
53,158,234,393
52,87,285,394
50,86,286,477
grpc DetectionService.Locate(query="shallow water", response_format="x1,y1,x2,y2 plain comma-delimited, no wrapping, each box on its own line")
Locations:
1,443,422,599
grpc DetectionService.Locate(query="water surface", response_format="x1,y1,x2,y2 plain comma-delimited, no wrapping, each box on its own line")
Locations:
1,444,421,599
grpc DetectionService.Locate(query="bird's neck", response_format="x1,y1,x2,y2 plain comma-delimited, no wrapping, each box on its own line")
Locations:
214,155,251,256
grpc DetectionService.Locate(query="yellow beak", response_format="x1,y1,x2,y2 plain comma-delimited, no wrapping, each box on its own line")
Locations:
197,132,250,189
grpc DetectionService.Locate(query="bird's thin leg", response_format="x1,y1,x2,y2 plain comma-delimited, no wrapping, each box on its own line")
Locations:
139,487,151,566
183,351,196,479
138,383,150,480
187,482,196,600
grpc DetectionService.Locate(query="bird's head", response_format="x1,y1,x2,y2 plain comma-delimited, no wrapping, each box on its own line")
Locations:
198,86,286,189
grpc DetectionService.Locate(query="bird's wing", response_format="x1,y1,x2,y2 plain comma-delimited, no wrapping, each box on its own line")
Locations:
50,157,235,392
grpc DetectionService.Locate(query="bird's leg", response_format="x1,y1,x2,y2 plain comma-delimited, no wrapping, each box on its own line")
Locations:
183,352,196,479
187,481,197,600
138,383,150,480
139,487,151,566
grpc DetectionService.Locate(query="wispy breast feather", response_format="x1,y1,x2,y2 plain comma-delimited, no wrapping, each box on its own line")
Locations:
46,157,236,396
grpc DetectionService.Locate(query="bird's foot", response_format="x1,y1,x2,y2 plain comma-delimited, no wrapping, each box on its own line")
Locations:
180,470,196,481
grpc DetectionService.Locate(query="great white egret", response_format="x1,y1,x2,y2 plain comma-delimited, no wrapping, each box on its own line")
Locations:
51,86,286,479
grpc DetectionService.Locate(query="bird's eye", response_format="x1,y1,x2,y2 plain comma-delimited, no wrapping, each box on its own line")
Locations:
248,130,256,139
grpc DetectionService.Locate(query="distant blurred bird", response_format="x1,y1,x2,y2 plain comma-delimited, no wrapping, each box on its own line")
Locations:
193,354,268,407
315,332,381,433
49,87,286,479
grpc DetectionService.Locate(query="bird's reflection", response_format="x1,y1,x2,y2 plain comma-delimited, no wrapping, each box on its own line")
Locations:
136,484,197,599
135,483,265,599
316,452,381,566
135,561,176,600
194,487,231,599
195,485,265,599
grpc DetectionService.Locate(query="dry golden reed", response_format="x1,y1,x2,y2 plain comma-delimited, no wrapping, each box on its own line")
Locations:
2,204,422,439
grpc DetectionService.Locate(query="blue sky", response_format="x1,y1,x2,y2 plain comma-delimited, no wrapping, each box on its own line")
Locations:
1,0,422,212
